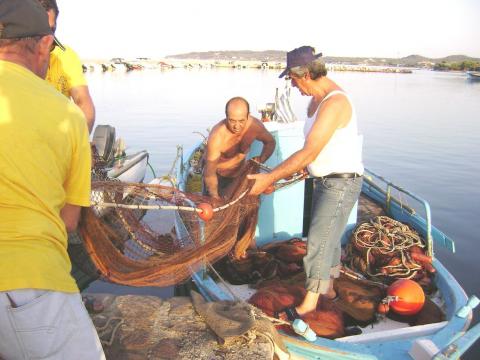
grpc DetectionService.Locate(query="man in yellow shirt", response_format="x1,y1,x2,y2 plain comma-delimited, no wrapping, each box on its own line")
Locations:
0,1,104,358
40,0,96,133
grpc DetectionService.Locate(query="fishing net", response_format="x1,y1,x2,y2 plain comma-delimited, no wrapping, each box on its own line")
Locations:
78,162,261,287
345,216,435,284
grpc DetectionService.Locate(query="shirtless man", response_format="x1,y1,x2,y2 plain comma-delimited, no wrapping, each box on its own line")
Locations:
204,97,276,199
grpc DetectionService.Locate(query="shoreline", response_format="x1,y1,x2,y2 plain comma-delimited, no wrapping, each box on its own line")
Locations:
82,58,414,74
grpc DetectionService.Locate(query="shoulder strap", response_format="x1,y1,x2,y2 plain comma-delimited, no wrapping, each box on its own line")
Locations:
320,90,347,105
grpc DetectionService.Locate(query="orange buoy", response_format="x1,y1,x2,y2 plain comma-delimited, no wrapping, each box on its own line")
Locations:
263,185,275,195
387,279,425,315
197,203,214,221
377,302,390,315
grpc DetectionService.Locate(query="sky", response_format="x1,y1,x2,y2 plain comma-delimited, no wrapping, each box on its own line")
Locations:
55,0,480,60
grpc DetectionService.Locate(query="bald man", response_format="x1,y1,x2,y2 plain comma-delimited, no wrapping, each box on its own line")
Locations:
203,97,276,199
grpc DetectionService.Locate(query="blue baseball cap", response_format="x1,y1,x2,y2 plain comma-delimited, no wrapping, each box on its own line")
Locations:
279,46,323,78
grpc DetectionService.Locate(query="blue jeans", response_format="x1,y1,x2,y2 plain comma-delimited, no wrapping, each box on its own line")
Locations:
303,176,363,294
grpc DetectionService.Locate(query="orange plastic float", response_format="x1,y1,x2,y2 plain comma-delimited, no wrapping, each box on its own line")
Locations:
197,203,214,221
387,279,425,315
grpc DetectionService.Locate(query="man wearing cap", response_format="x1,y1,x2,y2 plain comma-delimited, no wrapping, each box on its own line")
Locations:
204,96,275,199
39,0,96,133
248,46,364,321
0,0,104,358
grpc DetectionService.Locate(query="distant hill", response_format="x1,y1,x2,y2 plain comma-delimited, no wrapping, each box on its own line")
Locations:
166,51,480,67
440,55,479,62
166,50,286,61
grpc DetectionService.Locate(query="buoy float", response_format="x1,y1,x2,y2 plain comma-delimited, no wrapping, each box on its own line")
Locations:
197,203,214,221
263,185,275,195
387,279,425,315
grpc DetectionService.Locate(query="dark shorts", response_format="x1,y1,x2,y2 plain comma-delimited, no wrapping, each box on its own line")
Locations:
202,174,235,197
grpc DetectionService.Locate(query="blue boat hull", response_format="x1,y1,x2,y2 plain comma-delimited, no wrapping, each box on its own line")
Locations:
175,122,480,359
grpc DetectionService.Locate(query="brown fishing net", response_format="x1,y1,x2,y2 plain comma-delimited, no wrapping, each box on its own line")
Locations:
78,162,260,287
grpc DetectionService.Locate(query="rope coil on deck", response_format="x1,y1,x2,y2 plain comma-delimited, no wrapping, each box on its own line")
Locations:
347,216,432,280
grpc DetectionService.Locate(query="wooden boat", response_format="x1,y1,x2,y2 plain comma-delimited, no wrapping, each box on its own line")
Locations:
175,121,480,359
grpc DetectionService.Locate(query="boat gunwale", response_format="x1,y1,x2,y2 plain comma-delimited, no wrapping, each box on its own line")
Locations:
107,150,149,178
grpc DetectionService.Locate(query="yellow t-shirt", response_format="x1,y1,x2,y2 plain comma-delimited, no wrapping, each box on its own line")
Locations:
0,60,91,293
46,45,87,98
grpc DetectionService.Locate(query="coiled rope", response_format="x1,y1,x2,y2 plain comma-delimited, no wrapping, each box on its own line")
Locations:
349,216,426,279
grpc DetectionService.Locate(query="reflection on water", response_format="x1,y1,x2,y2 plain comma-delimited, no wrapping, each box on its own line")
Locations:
84,68,480,356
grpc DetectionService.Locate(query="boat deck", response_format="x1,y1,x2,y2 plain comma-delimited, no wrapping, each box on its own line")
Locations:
212,192,450,344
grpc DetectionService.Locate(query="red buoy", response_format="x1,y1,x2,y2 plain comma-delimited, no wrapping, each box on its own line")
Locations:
387,279,425,315
197,203,214,221
263,185,275,195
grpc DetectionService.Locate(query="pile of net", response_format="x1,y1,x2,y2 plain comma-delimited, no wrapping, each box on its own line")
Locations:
78,162,260,287
345,216,435,287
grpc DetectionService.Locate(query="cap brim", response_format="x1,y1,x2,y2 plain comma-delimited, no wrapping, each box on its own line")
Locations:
54,36,65,51
278,68,289,78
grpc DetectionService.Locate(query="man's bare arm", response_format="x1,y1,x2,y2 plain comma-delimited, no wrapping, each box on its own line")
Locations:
60,203,82,232
254,120,276,163
204,135,222,199
70,85,95,133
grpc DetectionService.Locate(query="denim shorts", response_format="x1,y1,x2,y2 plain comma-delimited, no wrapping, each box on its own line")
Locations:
0,289,105,359
303,176,363,294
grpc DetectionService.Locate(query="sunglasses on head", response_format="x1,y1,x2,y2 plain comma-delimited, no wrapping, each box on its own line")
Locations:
50,36,65,52
49,26,64,52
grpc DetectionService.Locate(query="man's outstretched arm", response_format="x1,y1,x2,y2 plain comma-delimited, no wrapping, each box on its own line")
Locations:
71,85,95,133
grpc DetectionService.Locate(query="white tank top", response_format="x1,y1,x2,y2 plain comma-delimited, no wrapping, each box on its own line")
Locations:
303,90,364,177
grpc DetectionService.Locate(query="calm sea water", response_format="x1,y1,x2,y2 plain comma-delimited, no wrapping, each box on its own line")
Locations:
85,68,480,356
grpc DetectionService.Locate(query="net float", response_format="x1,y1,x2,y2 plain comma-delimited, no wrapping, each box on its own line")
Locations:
411,252,433,264
197,203,214,221
387,279,425,316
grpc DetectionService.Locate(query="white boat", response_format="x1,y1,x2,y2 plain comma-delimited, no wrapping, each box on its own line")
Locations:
175,118,480,359
466,71,480,80
91,125,149,182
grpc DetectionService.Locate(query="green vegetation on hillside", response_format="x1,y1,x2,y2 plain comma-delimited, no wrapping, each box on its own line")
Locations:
433,60,480,71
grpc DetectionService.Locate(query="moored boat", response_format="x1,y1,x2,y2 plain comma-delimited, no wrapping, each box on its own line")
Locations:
174,119,480,359
466,71,480,80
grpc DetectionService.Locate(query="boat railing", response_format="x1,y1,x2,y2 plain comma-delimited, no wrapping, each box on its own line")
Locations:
363,168,455,257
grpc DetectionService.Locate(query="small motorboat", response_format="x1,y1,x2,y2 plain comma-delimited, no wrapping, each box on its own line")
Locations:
174,119,480,359
91,124,149,183
467,71,480,80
